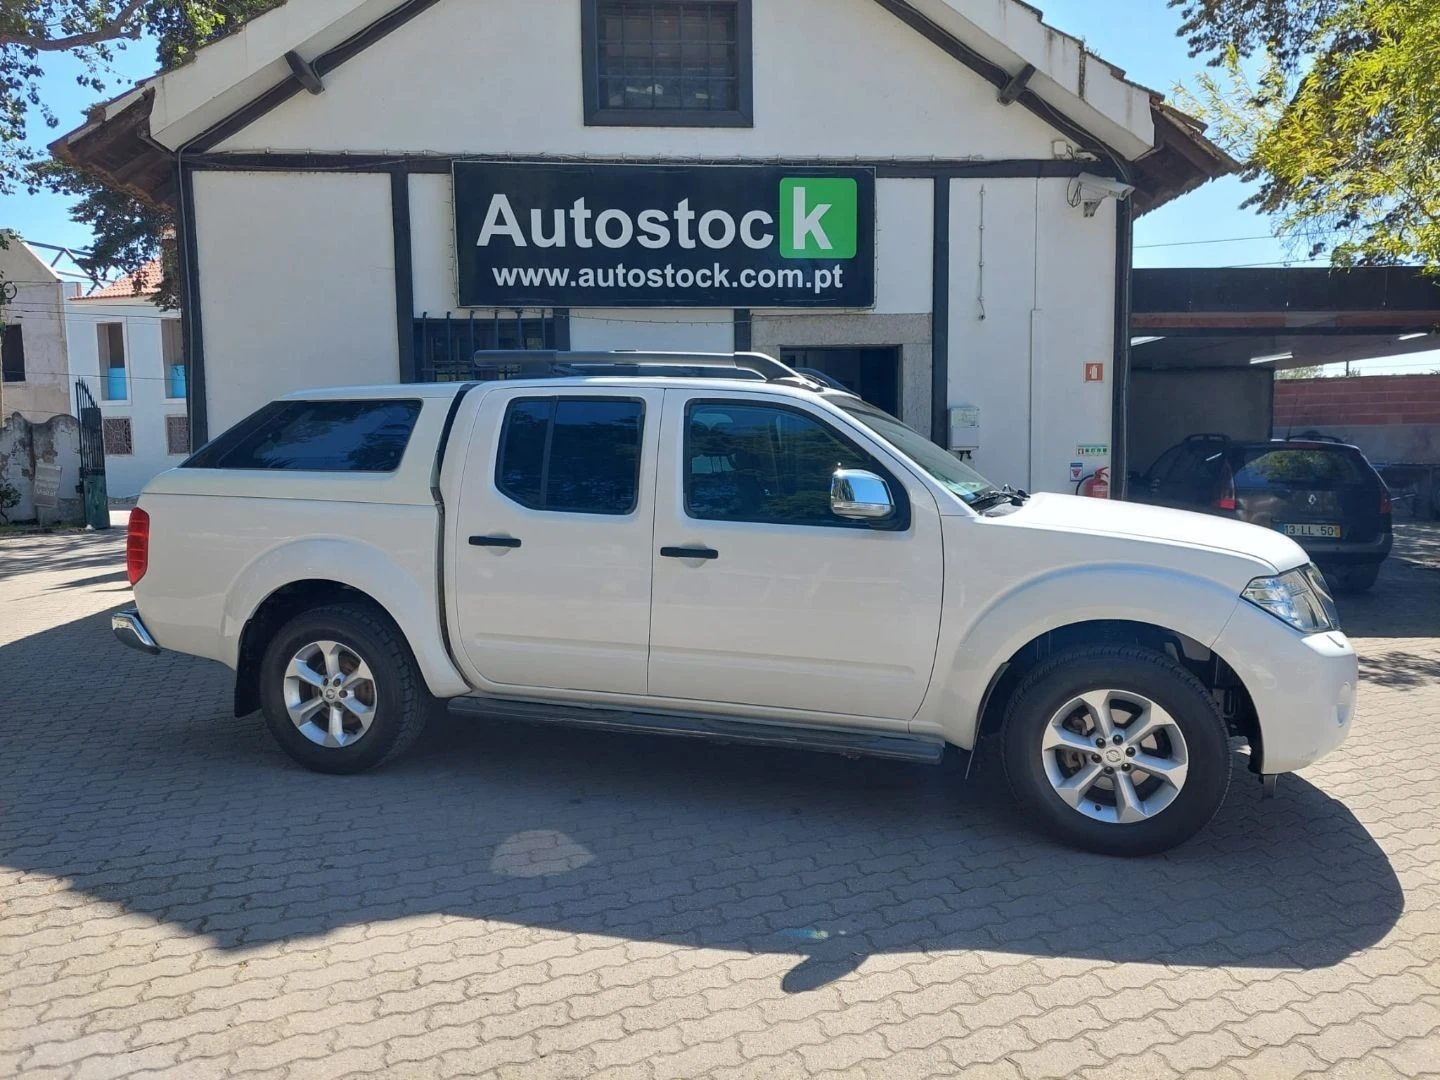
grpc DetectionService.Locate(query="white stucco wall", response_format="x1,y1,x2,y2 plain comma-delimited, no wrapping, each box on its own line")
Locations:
66,298,187,498
0,242,70,422
193,170,400,434
410,172,455,317
948,177,1115,492
872,179,934,317
218,0,1062,159
569,309,735,353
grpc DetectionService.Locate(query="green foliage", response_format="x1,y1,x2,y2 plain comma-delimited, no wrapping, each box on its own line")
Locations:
29,158,178,306
1171,0,1440,271
1276,364,1326,379
2,1,280,292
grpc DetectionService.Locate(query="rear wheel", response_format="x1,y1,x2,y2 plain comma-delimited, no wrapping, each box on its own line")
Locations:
258,603,432,774
1001,645,1231,856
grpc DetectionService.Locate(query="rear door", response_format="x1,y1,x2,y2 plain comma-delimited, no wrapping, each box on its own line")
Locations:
1233,445,1382,542
451,386,663,695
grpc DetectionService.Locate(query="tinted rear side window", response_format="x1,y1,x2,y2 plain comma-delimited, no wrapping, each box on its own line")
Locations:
1234,448,1369,489
185,399,421,471
496,397,643,514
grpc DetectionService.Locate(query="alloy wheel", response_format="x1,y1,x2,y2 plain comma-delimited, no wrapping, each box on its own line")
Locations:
1040,688,1189,824
283,640,378,748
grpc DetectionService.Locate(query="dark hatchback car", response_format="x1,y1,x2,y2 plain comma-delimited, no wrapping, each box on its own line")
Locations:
1134,434,1393,592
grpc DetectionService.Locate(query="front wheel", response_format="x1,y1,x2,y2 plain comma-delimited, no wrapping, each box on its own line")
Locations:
258,603,433,774
1001,645,1231,856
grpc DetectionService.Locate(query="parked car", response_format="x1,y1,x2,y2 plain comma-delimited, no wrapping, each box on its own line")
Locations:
113,352,1356,856
1133,433,1393,593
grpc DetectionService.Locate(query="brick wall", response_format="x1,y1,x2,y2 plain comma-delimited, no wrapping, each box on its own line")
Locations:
1274,374,1440,427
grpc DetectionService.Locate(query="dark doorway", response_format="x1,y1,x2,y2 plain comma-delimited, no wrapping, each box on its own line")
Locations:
781,347,902,416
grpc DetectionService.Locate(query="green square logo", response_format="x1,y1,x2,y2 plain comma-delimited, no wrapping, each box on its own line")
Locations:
779,177,858,259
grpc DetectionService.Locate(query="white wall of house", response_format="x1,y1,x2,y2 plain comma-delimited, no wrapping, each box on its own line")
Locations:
193,170,401,433
177,0,1128,490
217,0,1063,160
66,297,189,498
948,178,1117,491
0,242,71,423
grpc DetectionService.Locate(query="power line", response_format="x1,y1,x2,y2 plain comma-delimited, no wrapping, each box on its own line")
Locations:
1136,234,1279,249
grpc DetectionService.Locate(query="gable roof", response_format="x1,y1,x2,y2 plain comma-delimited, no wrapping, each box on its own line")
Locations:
52,0,1234,212
72,259,164,301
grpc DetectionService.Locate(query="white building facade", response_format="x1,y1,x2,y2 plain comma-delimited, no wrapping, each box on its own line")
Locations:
65,266,190,498
0,240,71,423
55,0,1229,493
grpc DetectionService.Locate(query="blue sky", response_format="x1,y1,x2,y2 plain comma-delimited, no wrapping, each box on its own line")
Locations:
5,0,1433,373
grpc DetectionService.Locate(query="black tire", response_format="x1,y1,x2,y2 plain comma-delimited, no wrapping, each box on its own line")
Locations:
1001,644,1231,856
258,603,433,774
1330,563,1380,594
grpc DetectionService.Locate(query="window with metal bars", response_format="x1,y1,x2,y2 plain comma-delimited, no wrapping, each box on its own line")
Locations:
582,0,752,127
165,415,190,456
102,417,133,456
414,314,561,383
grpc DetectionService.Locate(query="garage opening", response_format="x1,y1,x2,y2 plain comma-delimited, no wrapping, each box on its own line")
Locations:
1125,267,1440,500
781,347,902,415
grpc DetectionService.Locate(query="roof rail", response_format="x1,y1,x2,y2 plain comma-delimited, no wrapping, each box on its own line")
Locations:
465,350,820,386
1182,432,1232,442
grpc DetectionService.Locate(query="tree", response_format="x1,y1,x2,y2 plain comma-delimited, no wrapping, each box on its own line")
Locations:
1171,0,1440,271
2,1,279,297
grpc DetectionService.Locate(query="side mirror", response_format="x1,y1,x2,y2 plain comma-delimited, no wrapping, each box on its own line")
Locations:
830,468,895,521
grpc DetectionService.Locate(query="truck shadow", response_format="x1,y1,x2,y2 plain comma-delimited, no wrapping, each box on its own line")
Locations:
0,609,1405,993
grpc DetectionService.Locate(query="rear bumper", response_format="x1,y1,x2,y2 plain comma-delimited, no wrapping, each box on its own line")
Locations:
1213,600,1356,775
112,609,161,656
1296,532,1392,566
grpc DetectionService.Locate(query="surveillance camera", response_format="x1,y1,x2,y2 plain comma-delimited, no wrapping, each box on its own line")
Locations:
1074,172,1136,217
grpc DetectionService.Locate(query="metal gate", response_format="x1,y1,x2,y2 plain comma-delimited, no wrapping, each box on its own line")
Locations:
415,311,563,382
75,379,110,529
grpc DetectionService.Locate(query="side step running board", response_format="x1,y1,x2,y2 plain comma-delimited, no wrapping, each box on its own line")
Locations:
448,697,947,765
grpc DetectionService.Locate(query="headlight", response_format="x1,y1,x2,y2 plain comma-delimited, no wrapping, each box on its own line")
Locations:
1242,565,1340,634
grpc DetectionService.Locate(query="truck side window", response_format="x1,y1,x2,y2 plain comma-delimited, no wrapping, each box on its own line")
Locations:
685,401,892,527
496,396,644,515
183,399,422,472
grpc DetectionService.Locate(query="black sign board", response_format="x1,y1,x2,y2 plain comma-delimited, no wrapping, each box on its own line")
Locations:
454,162,874,309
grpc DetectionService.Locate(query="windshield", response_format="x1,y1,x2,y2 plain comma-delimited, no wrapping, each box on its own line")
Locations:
834,398,999,505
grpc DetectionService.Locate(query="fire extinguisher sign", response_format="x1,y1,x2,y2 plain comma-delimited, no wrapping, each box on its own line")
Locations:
1069,461,1085,482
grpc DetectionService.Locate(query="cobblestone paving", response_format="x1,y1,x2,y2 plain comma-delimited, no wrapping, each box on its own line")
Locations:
2,524,1439,1079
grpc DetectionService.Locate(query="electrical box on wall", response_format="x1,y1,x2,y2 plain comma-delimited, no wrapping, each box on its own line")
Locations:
948,405,981,455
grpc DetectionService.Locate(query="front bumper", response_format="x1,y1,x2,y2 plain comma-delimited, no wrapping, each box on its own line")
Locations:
112,608,161,655
1213,600,1356,775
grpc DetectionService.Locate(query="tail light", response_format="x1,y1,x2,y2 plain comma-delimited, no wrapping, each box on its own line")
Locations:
1214,466,1237,512
1380,487,1392,515
127,507,150,585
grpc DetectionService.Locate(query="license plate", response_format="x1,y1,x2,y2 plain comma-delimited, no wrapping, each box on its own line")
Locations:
1282,523,1342,538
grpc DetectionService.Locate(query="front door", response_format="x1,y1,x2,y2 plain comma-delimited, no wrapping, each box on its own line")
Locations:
452,385,663,695
648,389,944,723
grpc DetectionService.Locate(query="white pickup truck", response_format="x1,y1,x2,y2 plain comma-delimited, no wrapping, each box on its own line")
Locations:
114,352,1356,855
